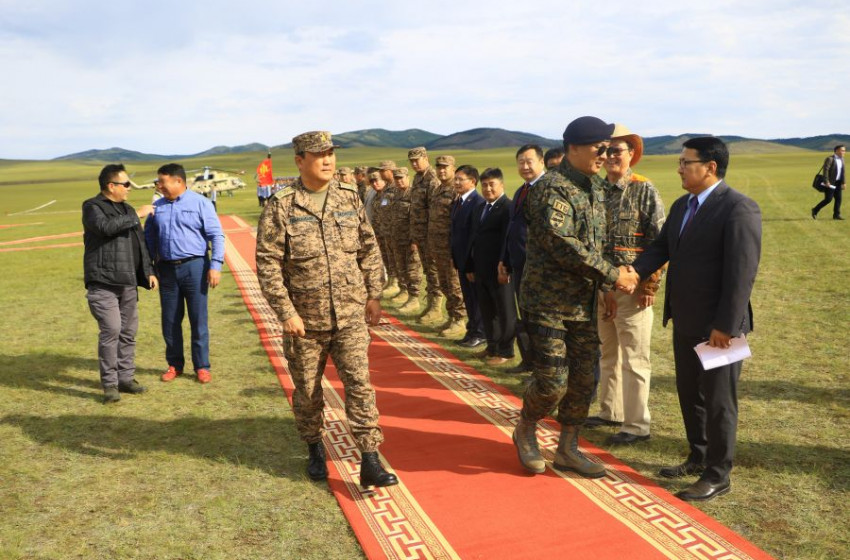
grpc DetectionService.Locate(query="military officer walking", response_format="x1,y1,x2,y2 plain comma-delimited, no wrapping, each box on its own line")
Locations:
256,131,399,489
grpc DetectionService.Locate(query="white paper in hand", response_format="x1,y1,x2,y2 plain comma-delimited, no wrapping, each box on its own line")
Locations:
694,336,752,371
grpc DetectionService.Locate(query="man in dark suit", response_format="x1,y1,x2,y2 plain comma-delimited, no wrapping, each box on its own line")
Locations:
466,168,516,365
632,137,761,501
450,165,486,347
499,145,547,373
812,144,845,220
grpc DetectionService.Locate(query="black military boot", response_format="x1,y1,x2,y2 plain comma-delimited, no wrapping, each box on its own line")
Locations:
553,425,606,479
359,451,399,489
307,442,328,481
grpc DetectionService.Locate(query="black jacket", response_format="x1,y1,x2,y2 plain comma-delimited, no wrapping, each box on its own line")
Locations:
82,193,154,289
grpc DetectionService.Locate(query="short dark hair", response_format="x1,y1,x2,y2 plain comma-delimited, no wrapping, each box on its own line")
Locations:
544,147,565,165
157,163,187,182
682,137,729,178
98,163,126,191
455,164,479,184
835,144,846,152
515,144,543,160
480,167,503,182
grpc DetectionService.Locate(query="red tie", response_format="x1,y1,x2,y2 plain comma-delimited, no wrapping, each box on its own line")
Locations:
514,183,529,215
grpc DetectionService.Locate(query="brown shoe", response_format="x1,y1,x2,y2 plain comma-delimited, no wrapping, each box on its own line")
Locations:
485,356,510,366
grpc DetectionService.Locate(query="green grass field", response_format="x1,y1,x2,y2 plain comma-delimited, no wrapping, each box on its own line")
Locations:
1,147,848,559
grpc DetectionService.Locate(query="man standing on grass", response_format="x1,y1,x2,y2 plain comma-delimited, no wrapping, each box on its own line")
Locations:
83,164,157,403
256,131,399,489
144,163,225,385
632,136,761,501
812,144,845,220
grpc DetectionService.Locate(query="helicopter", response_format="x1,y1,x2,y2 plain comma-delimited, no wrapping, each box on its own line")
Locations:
131,166,246,194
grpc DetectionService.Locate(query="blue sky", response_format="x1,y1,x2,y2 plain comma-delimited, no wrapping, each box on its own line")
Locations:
1,0,847,159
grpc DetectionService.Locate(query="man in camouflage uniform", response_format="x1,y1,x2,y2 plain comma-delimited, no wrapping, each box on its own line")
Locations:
428,155,467,336
513,116,638,478
586,125,666,447
354,166,369,202
338,166,355,185
377,160,401,298
408,147,442,322
389,167,422,313
368,170,398,295
256,131,398,489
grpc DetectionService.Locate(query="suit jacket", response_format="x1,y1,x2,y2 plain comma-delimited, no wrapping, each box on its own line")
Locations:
632,181,761,339
450,190,483,271
502,182,531,273
465,194,512,281
822,154,846,187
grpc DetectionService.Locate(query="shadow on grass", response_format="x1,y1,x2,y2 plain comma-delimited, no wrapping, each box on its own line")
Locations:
1,413,299,478
0,352,105,402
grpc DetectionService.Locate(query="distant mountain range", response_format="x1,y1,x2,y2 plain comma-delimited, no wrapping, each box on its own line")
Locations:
53,128,850,161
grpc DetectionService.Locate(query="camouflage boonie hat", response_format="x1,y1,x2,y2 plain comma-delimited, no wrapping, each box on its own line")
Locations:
354,166,368,174
435,155,455,166
408,147,427,159
292,130,340,154
393,167,410,178
378,160,398,170
337,166,353,174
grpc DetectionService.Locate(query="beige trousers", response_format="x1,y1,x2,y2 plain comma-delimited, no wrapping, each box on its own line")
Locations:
597,290,653,436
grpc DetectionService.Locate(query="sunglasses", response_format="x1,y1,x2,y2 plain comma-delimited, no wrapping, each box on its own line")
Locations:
606,146,631,157
593,145,609,157
110,181,132,188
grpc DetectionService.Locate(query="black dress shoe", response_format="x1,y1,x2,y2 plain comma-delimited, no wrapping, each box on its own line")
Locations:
307,442,328,481
359,451,399,488
834,215,845,220
675,479,731,501
606,432,650,445
658,461,705,478
118,379,147,394
458,336,486,348
584,416,622,428
811,207,817,219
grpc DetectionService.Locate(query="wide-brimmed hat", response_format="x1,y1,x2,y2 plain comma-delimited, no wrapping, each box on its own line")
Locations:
610,124,643,167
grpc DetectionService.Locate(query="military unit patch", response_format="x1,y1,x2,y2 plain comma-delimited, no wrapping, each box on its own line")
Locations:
552,200,570,214
549,211,566,229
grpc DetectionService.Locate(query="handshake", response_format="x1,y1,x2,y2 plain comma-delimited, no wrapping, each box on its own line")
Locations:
615,265,640,294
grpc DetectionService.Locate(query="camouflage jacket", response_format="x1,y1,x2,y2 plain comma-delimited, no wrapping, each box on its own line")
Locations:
256,178,383,331
427,180,457,238
390,186,414,242
519,160,619,325
370,185,396,238
410,167,439,242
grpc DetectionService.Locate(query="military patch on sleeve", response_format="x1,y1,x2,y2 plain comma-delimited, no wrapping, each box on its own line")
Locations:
274,186,295,199
337,182,357,193
552,200,570,214
549,211,566,229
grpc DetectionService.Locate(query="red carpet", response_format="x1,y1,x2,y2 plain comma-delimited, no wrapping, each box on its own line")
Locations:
221,214,774,560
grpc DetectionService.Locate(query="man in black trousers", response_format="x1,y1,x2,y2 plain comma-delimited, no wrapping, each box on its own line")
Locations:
812,144,845,220
466,168,516,366
632,137,762,501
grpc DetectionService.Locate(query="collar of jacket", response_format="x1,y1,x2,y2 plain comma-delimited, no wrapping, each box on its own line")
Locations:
557,160,600,191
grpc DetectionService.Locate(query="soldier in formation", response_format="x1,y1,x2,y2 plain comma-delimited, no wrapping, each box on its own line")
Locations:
388,167,422,314
408,147,443,323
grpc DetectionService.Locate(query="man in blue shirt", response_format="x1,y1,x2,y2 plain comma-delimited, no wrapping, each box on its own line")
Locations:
145,163,225,384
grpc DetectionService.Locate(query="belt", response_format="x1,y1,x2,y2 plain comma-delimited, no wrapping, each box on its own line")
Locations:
161,256,202,265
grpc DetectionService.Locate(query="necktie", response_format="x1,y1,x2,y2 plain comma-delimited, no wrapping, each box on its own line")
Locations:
680,196,699,236
514,183,529,215
481,202,493,221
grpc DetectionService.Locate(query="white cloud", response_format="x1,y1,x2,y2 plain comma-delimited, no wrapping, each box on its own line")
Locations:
0,0,848,158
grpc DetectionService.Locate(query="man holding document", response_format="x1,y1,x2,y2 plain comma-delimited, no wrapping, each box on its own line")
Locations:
632,137,761,501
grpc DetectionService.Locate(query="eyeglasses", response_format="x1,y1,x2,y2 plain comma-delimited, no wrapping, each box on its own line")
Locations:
110,181,132,188
678,159,707,168
606,146,632,157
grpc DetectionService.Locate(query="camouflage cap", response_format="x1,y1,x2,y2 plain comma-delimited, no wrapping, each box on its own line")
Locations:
435,155,455,167
292,130,340,154
393,167,410,178
378,160,398,170
408,146,428,159
354,166,368,174
337,166,353,174
368,170,382,180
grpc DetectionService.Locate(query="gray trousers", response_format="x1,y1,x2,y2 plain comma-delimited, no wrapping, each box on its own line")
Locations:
86,283,139,388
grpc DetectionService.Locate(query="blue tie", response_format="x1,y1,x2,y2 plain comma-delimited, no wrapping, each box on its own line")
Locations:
481,203,493,221
680,196,699,236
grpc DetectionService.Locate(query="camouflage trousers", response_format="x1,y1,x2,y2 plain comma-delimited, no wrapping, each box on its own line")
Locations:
376,233,397,280
282,321,384,452
427,237,465,320
413,240,441,298
521,318,600,426
392,237,422,296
